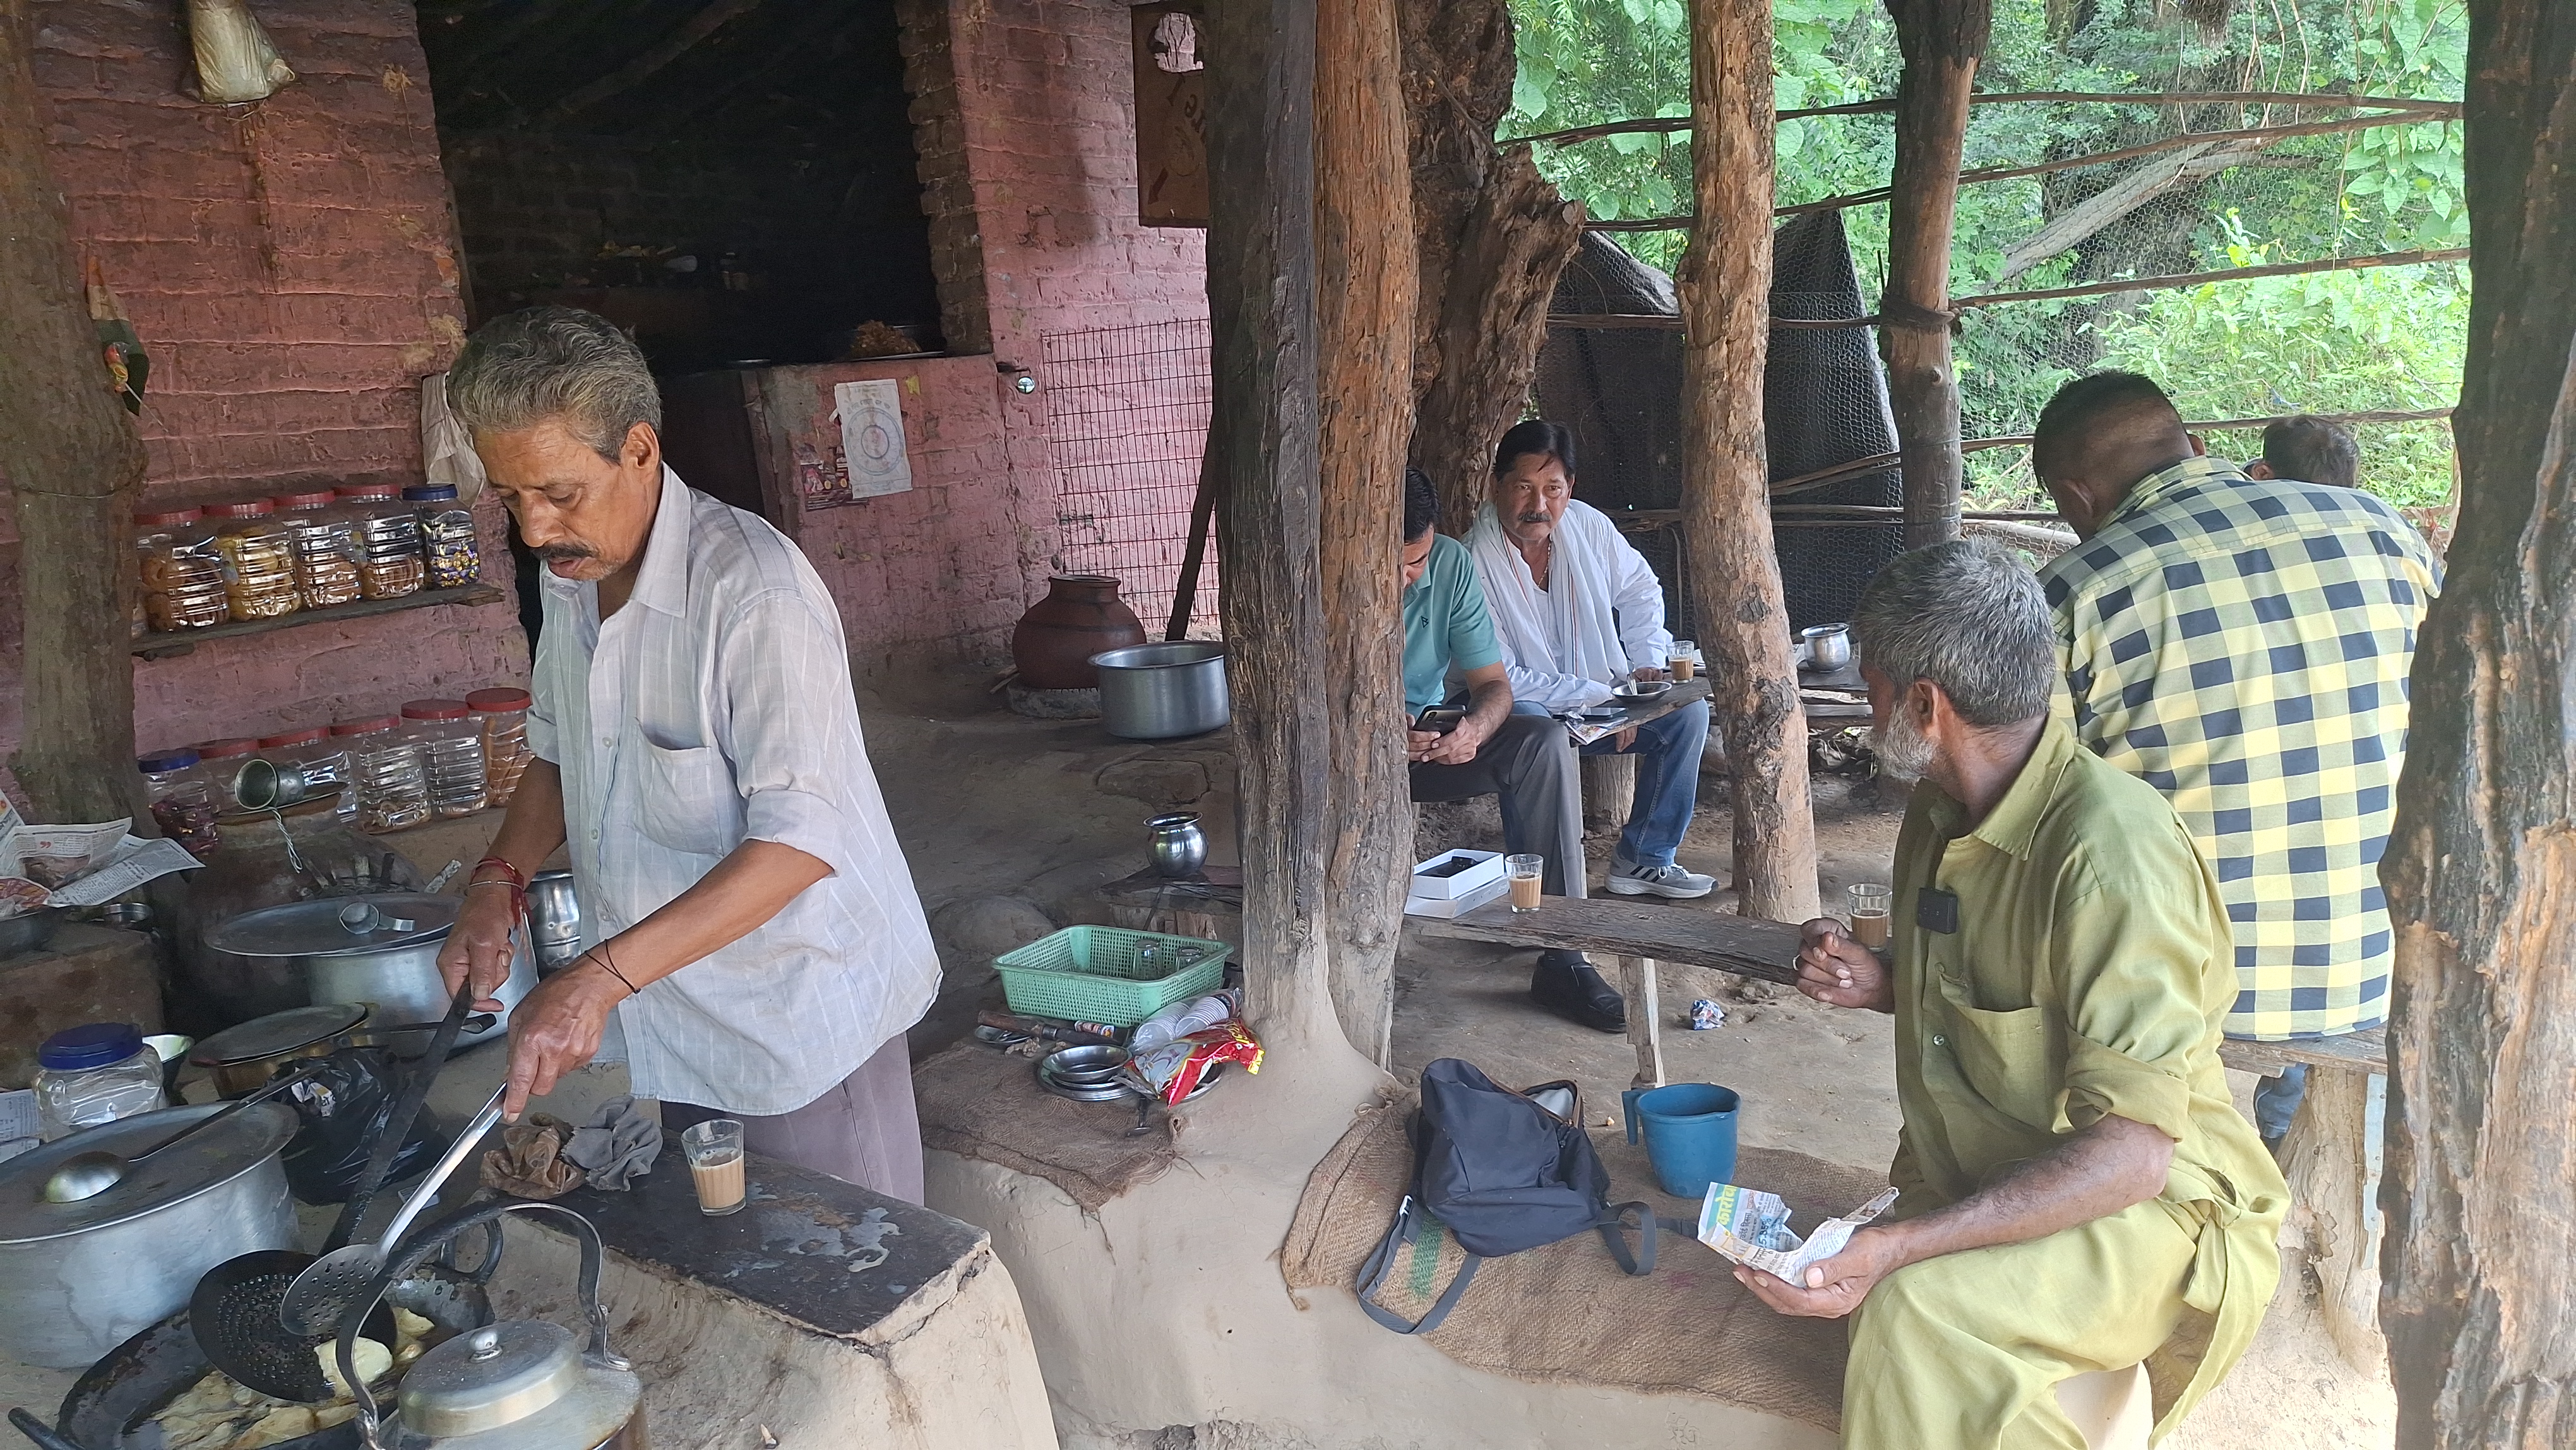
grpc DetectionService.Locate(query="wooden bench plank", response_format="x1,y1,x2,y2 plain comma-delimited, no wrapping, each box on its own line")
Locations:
1412,896,2387,1077
1410,896,1804,986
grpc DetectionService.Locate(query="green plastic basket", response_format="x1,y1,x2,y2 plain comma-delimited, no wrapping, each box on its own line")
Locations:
994,926,1230,1027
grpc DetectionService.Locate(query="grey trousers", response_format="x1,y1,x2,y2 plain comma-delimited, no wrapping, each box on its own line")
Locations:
1407,712,1588,898
662,1033,925,1204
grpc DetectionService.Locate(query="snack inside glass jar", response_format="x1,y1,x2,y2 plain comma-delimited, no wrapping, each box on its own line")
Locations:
134,506,229,633
137,747,222,859
402,697,487,818
405,482,481,589
340,482,426,599
272,488,361,609
206,499,301,621
467,686,533,808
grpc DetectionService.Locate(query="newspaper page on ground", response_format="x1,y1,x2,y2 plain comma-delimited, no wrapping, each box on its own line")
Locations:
1698,1182,1902,1281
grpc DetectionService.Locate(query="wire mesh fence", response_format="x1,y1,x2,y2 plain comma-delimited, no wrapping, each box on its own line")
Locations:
1039,318,1217,637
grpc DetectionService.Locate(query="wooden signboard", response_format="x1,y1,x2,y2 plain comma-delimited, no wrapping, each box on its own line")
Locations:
1133,1,1208,227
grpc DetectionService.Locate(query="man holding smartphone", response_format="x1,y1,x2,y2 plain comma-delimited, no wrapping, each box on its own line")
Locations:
1398,469,1618,1031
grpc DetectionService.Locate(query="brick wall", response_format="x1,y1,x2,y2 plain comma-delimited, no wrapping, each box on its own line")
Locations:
2,0,529,769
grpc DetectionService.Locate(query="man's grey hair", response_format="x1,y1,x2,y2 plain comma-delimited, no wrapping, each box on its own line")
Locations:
446,306,662,463
1851,541,2056,728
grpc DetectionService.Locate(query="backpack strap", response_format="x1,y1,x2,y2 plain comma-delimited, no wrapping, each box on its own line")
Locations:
1595,1199,1659,1277
1357,1194,1484,1334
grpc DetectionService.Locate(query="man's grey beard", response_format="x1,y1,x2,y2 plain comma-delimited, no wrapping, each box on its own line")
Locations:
1871,711,1938,784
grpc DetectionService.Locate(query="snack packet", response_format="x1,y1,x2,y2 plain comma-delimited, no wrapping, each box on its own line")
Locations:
1126,1019,1263,1105
1698,1183,1901,1281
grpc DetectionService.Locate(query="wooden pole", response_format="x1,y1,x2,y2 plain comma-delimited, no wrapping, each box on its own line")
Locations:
0,0,147,822
1677,0,1817,925
1879,0,1990,549
1314,0,1416,1064
1203,0,1339,1045
2380,2,2576,1443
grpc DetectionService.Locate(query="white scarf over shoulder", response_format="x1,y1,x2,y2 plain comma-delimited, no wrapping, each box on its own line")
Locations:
1465,498,1674,712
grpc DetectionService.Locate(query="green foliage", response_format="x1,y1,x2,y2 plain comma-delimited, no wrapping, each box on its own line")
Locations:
1501,0,2468,515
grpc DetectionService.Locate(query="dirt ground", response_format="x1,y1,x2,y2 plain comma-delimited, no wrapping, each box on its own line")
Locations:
866,674,2394,1449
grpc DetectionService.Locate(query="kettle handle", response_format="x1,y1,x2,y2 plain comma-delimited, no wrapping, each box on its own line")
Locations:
342,1198,624,1449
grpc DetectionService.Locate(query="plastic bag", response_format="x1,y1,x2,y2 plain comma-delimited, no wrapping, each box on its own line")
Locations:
1127,1019,1263,1105
279,1050,451,1204
184,0,296,104
421,373,487,501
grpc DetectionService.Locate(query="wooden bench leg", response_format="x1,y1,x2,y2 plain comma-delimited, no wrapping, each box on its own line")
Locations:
1619,955,1666,1089
2280,1067,2386,1375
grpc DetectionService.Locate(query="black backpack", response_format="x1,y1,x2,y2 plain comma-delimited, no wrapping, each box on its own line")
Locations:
1357,1058,1655,1334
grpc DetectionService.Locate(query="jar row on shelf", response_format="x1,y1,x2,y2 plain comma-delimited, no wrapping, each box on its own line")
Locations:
139,688,534,853
134,482,484,633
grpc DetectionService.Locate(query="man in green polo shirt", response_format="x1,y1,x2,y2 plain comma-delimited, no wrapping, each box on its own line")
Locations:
1740,541,2284,1448
1398,470,1613,1031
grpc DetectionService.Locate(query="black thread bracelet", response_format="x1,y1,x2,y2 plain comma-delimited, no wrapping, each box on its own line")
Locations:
588,945,640,997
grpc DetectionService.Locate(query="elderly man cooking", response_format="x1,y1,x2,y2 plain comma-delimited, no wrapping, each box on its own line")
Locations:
435,306,939,1202
1467,419,1712,899
1751,541,2284,1449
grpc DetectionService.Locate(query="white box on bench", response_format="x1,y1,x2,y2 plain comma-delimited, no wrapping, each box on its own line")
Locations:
1410,849,1505,900
1404,875,1510,919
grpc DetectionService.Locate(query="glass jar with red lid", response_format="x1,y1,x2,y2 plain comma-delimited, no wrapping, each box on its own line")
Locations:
466,688,534,807
335,715,429,832
194,736,261,812
134,506,228,633
402,698,487,818
207,499,300,621
338,484,426,599
259,725,354,820
272,489,361,609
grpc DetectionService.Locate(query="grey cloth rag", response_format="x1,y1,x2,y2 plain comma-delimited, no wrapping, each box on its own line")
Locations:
562,1095,661,1190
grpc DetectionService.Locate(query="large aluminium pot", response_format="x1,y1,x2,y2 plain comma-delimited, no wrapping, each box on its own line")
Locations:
165,800,427,1027
0,1101,299,1367
1089,642,1230,740
201,892,533,1046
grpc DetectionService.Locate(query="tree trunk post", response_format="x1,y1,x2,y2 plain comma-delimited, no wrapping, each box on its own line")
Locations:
1880,0,1991,549
1398,0,1585,535
0,0,148,822
2380,3,2576,1444
1315,0,1417,1065
1677,0,1818,925
1202,0,1347,1057
2277,1069,2386,1376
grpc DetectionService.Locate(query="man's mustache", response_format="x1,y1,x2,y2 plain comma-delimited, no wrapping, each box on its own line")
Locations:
535,544,597,562
1516,513,1551,525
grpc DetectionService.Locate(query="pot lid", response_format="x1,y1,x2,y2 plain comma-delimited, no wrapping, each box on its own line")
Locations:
399,1321,583,1436
0,1101,296,1243
203,892,458,959
189,1002,369,1066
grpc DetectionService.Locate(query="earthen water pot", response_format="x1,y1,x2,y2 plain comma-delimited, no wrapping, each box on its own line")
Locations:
1012,575,1146,689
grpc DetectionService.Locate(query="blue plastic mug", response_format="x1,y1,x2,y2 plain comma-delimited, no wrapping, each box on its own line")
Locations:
1621,1082,1741,1200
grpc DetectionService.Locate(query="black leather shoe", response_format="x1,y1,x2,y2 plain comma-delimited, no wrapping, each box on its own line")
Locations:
1530,954,1627,1034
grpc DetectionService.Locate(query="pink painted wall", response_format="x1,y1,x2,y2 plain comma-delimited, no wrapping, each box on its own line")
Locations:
3,0,528,772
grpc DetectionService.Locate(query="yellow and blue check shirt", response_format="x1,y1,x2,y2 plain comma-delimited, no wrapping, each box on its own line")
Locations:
2037,456,2439,1041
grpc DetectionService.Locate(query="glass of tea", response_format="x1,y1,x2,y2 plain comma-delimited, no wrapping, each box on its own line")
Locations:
681,1118,748,1216
1846,882,1893,951
1504,854,1546,912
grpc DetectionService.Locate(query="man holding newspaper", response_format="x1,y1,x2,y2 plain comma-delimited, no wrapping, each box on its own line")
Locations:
1747,542,2285,1449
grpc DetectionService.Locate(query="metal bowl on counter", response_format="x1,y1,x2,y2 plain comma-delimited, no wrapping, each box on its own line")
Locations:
1611,678,1674,703
1090,642,1231,740
201,892,534,1046
0,1101,299,1367
1037,1044,1136,1101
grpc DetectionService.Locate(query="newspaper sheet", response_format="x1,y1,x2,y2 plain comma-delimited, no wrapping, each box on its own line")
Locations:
1697,1182,1902,1281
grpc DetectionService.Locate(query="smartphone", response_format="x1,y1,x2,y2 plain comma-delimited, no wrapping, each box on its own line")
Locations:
1412,705,1466,735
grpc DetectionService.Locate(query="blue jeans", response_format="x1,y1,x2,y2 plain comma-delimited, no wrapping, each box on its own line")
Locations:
2253,1064,2307,1141
1512,697,1710,870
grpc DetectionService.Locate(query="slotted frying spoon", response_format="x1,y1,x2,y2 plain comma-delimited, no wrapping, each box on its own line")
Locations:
279,1082,508,1338
189,1250,400,1401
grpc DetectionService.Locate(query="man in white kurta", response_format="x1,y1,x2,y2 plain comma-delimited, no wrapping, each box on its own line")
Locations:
1467,420,1714,897
436,306,940,1201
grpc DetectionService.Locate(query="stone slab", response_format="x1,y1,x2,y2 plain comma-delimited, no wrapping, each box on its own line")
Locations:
0,924,162,1089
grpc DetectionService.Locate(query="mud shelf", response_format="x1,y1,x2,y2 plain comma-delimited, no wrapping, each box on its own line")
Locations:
131,584,507,659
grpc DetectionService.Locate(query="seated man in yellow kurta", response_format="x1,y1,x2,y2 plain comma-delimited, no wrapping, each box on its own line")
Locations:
1739,540,2287,1449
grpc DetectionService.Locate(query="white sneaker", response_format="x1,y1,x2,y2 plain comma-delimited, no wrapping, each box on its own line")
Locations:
1604,861,1717,898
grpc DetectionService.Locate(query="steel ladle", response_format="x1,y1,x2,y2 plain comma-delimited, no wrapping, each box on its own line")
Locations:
40,1061,318,1204
279,1082,508,1336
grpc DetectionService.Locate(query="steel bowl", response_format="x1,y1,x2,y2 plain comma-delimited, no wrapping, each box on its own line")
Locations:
0,907,63,961
1611,679,1674,702
1041,1043,1133,1086
1801,623,1853,672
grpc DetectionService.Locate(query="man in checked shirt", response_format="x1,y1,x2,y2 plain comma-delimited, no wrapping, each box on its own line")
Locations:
2030,372,2438,1151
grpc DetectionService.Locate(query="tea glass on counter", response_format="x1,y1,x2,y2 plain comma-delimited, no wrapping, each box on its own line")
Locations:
682,1118,748,1216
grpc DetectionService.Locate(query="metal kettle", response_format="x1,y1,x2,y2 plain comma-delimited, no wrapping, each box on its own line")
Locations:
340,1201,645,1450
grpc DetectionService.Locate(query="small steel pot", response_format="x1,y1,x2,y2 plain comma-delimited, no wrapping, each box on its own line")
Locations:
0,1102,298,1367
1147,813,1208,878
1090,642,1230,740
1801,623,1853,672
